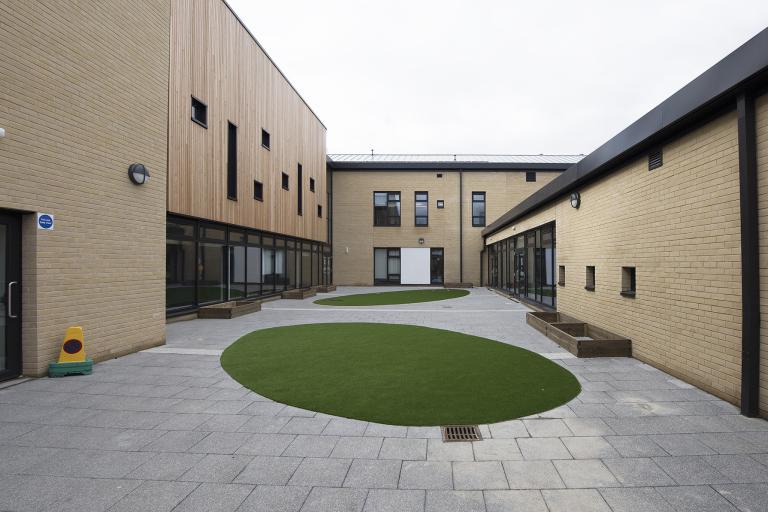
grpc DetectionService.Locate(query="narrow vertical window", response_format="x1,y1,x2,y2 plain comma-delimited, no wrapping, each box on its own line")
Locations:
253,180,263,201
261,129,270,149
227,122,237,200
310,177,316,192
558,265,565,286
297,164,303,216
472,192,486,227
415,191,428,226
621,267,636,297
281,173,289,190
317,205,322,218
191,97,207,127
585,266,596,290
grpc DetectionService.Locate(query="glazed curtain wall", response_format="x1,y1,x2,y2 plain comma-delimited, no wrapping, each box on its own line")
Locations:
487,222,555,308
166,215,331,313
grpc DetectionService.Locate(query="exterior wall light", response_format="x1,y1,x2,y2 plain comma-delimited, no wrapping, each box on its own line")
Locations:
570,192,581,209
0,127,5,138
418,238,425,245
128,163,150,185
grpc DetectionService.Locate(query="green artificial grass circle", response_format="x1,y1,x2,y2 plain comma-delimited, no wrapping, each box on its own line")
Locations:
314,288,470,306
221,323,581,426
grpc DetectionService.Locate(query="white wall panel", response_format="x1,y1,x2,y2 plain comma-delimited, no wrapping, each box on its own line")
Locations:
400,248,430,284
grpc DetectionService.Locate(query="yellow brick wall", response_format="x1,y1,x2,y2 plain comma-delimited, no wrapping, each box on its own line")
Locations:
488,110,743,405
332,170,560,285
0,0,170,375
756,93,768,416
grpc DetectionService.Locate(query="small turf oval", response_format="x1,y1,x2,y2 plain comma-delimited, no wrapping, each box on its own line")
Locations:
221,323,581,426
314,289,469,306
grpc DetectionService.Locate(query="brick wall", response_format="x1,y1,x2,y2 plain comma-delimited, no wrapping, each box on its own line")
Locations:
0,0,170,375
488,110,744,406
756,93,768,415
332,170,560,285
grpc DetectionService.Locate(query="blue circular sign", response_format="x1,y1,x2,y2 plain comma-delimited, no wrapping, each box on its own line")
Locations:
38,214,53,229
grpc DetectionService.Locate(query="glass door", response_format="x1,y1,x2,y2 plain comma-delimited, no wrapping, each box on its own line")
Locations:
0,212,21,381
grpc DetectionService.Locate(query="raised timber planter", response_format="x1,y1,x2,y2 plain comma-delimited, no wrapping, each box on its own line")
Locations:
444,282,473,288
282,287,317,299
198,300,261,319
317,284,337,293
527,312,631,358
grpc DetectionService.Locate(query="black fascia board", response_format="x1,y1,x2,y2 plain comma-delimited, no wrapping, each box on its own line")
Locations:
483,26,768,237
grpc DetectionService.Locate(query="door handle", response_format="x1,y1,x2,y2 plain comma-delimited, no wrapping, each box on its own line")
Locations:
7,281,18,319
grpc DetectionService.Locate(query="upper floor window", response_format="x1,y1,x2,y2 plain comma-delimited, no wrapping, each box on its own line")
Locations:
374,192,401,226
191,97,207,128
253,180,263,201
281,172,289,190
472,192,486,227
226,122,237,200
310,177,316,192
317,205,323,218
526,171,536,182
415,191,428,226
297,164,303,216
261,129,271,150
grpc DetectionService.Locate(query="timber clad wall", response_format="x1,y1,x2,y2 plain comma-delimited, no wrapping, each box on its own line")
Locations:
332,170,559,285
0,1,170,375
488,110,744,406
168,0,328,243
757,93,768,416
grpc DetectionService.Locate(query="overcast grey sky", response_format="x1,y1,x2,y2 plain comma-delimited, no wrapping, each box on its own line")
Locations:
228,0,768,156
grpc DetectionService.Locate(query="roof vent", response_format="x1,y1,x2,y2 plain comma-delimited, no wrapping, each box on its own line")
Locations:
648,148,663,171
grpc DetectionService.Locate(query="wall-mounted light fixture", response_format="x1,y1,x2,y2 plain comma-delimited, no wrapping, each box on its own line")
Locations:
128,163,150,185
570,192,581,209
0,128,6,139
418,238,425,245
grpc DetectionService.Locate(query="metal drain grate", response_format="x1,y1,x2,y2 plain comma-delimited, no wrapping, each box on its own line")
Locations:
441,425,482,442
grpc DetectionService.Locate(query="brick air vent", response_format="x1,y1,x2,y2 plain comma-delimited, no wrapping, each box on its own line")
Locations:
648,148,663,171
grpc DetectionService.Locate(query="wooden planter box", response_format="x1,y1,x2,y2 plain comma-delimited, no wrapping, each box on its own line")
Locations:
281,287,317,299
444,282,473,288
198,300,261,319
526,312,631,358
317,284,337,293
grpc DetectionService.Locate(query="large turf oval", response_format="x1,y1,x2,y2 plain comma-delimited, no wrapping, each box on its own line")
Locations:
314,289,469,306
221,323,580,426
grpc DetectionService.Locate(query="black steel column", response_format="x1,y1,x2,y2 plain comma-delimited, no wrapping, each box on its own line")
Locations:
737,92,760,417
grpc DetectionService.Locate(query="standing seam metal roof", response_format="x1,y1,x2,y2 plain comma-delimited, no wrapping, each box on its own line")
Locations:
328,154,584,164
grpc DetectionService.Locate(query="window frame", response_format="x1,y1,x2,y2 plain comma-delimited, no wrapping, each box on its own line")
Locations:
585,266,596,291
621,267,636,297
281,172,289,191
226,121,237,200
471,191,486,227
261,128,271,150
317,205,322,218
191,96,207,128
373,191,401,227
309,177,315,193
414,191,429,226
297,163,303,216
253,180,264,201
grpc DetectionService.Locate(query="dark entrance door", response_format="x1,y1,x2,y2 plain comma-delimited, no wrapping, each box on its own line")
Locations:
0,212,21,381
430,248,444,284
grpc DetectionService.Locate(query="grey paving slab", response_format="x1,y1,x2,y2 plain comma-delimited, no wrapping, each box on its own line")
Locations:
0,474,142,512
483,490,547,512
379,438,427,460
650,433,717,455
288,457,352,487
21,448,153,478
173,482,253,512
501,461,565,489
656,485,739,511
140,430,209,452
344,459,401,489
542,489,611,512
523,419,572,437
196,414,250,432
126,452,205,480
324,418,369,436
653,455,732,485
598,487,674,511
238,415,291,433
280,417,330,434
363,489,424,512
331,436,383,459
155,412,213,430
427,438,474,461
601,458,675,487
188,431,252,454
714,483,768,511
472,439,521,461
300,487,367,512
234,455,303,485
562,436,620,459
399,461,453,490
109,480,199,512
453,461,508,490
365,423,408,438
488,421,528,439
238,485,311,512
179,453,253,483
703,454,768,483
563,418,615,436
517,437,572,460
236,433,295,456
604,435,668,457
425,490,485,512
283,434,339,457
553,459,620,488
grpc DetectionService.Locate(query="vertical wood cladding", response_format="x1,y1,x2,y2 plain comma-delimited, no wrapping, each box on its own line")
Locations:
488,110,744,408
168,0,327,243
0,0,170,375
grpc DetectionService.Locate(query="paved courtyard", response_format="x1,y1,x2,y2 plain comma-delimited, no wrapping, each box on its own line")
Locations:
1,287,767,511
